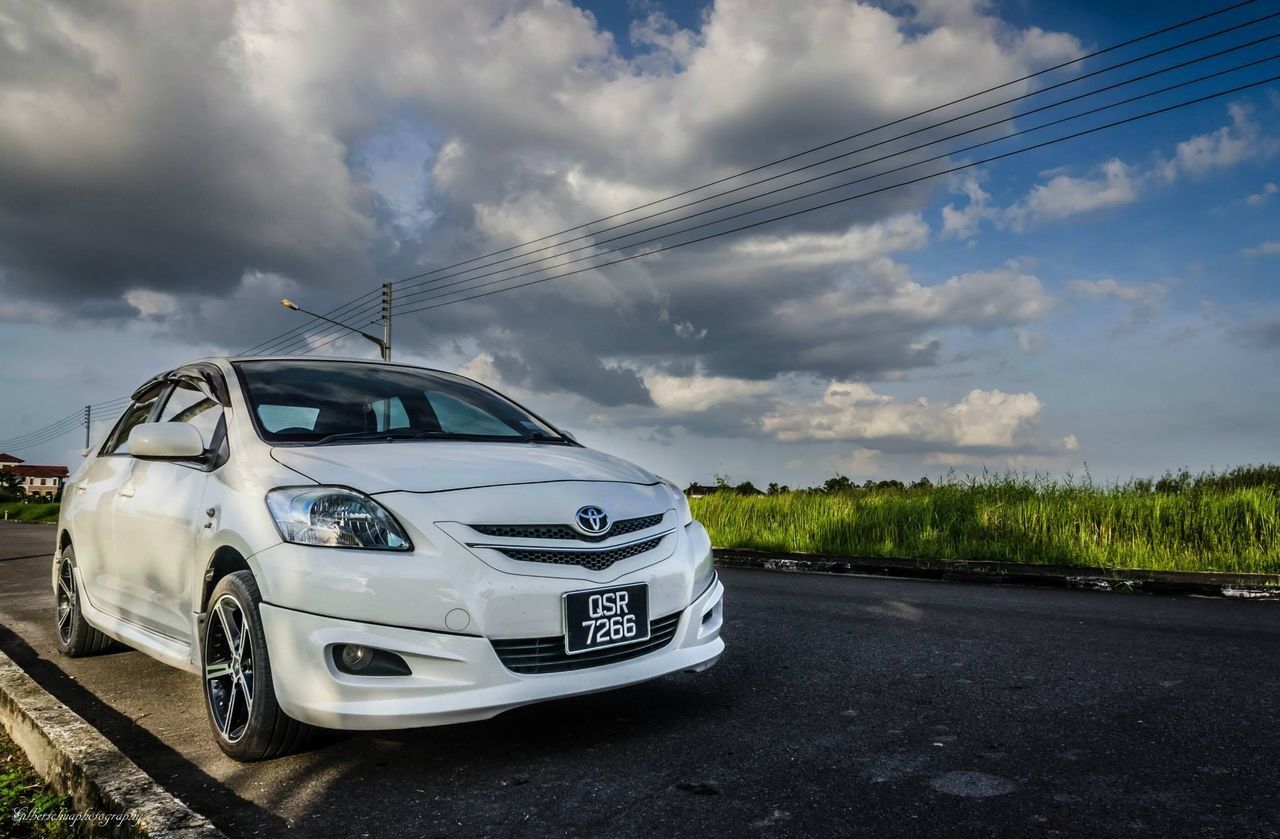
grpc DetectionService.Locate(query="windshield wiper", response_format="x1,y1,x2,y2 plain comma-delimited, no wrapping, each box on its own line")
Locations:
309,428,446,446
519,429,564,443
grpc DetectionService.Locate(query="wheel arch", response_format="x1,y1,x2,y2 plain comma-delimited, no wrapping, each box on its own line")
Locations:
200,545,254,614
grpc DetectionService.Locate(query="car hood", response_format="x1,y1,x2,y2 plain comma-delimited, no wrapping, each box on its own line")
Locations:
270,441,658,495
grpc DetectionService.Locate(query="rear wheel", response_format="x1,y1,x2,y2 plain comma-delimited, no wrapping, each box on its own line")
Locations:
54,546,114,657
202,571,316,761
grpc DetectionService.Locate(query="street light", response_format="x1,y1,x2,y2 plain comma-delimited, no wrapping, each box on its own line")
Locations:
280,283,392,361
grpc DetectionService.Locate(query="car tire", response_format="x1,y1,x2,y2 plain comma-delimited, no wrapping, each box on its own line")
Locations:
202,571,316,761
54,546,114,657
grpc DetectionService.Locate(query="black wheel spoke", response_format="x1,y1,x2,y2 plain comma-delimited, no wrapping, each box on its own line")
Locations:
205,594,253,744
55,560,76,644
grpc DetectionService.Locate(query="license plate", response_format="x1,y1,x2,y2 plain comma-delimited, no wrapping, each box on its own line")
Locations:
563,583,650,654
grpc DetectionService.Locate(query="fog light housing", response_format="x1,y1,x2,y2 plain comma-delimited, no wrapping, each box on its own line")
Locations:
341,645,374,671
332,644,411,676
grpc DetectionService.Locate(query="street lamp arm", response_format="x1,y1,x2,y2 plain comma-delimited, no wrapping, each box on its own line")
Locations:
279,299,388,358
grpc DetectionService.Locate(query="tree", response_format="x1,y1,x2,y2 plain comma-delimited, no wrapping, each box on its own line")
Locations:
0,471,23,502
822,474,855,494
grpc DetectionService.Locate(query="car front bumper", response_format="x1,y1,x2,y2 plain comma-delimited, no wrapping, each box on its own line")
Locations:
258,576,724,730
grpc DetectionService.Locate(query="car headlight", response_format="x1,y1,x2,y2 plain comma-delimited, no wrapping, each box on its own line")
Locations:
657,476,693,526
266,487,412,551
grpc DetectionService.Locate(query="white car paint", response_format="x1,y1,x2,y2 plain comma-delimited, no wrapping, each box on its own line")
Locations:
55,357,724,734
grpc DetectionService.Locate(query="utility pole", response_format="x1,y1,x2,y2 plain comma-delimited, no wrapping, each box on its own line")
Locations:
381,282,393,361
83,405,91,450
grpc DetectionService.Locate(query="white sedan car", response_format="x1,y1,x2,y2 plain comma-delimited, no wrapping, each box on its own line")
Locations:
54,357,724,760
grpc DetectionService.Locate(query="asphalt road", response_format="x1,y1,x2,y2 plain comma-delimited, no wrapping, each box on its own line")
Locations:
1,521,1279,838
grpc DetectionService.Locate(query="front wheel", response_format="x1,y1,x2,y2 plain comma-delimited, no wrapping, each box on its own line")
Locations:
202,571,315,761
54,546,113,657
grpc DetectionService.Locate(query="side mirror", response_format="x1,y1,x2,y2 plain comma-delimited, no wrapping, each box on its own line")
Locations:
560,429,578,443
128,423,205,459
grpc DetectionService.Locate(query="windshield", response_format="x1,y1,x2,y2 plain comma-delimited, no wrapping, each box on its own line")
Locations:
233,360,565,445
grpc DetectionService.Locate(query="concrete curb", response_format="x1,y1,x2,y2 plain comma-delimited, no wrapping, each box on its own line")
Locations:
0,650,225,839
713,548,1280,599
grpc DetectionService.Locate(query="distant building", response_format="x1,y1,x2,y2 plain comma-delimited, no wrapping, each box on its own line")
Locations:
684,483,715,498
0,454,69,499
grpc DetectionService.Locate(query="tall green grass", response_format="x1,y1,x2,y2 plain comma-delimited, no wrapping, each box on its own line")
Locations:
691,472,1280,574
0,502,60,524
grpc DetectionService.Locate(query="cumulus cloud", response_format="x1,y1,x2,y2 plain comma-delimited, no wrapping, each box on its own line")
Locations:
1014,327,1047,353
0,0,1083,399
760,381,1047,451
643,371,774,413
1003,159,1137,231
1245,182,1278,207
1067,278,1167,325
1157,104,1277,183
940,176,995,239
1241,241,1280,258
729,213,928,267
944,105,1276,239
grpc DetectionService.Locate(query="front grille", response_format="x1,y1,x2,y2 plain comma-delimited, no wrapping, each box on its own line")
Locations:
492,612,682,674
470,513,664,544
495,536,663,571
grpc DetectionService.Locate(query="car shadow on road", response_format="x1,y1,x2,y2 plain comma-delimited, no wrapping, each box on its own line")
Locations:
227,670,737,836
0,622,294,837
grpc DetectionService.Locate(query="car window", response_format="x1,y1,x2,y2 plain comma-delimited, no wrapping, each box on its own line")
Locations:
371,397,411,432
104,395,161,455
158,381,224,449
426,391,519,437
234,360,564,445
257,405,320,433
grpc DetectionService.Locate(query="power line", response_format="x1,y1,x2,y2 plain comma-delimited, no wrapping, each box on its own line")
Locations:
380,0,1263,292
393,43,1280,310
0,397,130,452
233,0,1263,358
392,11,1280,303
389,59,1280,310
389,72,1280,319
1,423,84,453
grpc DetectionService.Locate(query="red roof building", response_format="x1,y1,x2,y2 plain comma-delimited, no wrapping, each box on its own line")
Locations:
2,460,68,499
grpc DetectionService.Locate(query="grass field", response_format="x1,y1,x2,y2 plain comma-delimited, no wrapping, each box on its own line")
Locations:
0,730,80,838
691,468,1280,575
0,503,59,525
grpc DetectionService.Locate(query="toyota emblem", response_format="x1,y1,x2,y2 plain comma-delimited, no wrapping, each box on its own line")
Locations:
575,506,610,535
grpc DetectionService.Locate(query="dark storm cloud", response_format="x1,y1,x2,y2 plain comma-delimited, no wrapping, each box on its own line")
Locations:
0,0,1075,421
491,338,653,407
0,1,373,315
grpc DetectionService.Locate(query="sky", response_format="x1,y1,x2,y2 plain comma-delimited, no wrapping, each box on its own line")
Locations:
0,0,1278,488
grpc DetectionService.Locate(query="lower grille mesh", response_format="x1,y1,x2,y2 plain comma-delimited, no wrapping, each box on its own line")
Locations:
496,536,664,571
492,612,682,674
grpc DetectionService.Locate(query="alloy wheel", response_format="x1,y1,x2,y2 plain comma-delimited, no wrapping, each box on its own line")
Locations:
204,594,254,743
55,559,76,645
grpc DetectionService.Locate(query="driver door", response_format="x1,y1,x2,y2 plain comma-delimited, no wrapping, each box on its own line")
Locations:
111,378,224,644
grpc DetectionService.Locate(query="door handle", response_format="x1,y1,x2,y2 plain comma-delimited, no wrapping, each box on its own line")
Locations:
118,485,135,498
76,480,89,494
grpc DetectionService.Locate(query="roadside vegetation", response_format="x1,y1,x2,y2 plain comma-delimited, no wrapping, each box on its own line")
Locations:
0,730,81,838
690,466,1280,575
0,503,60,525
